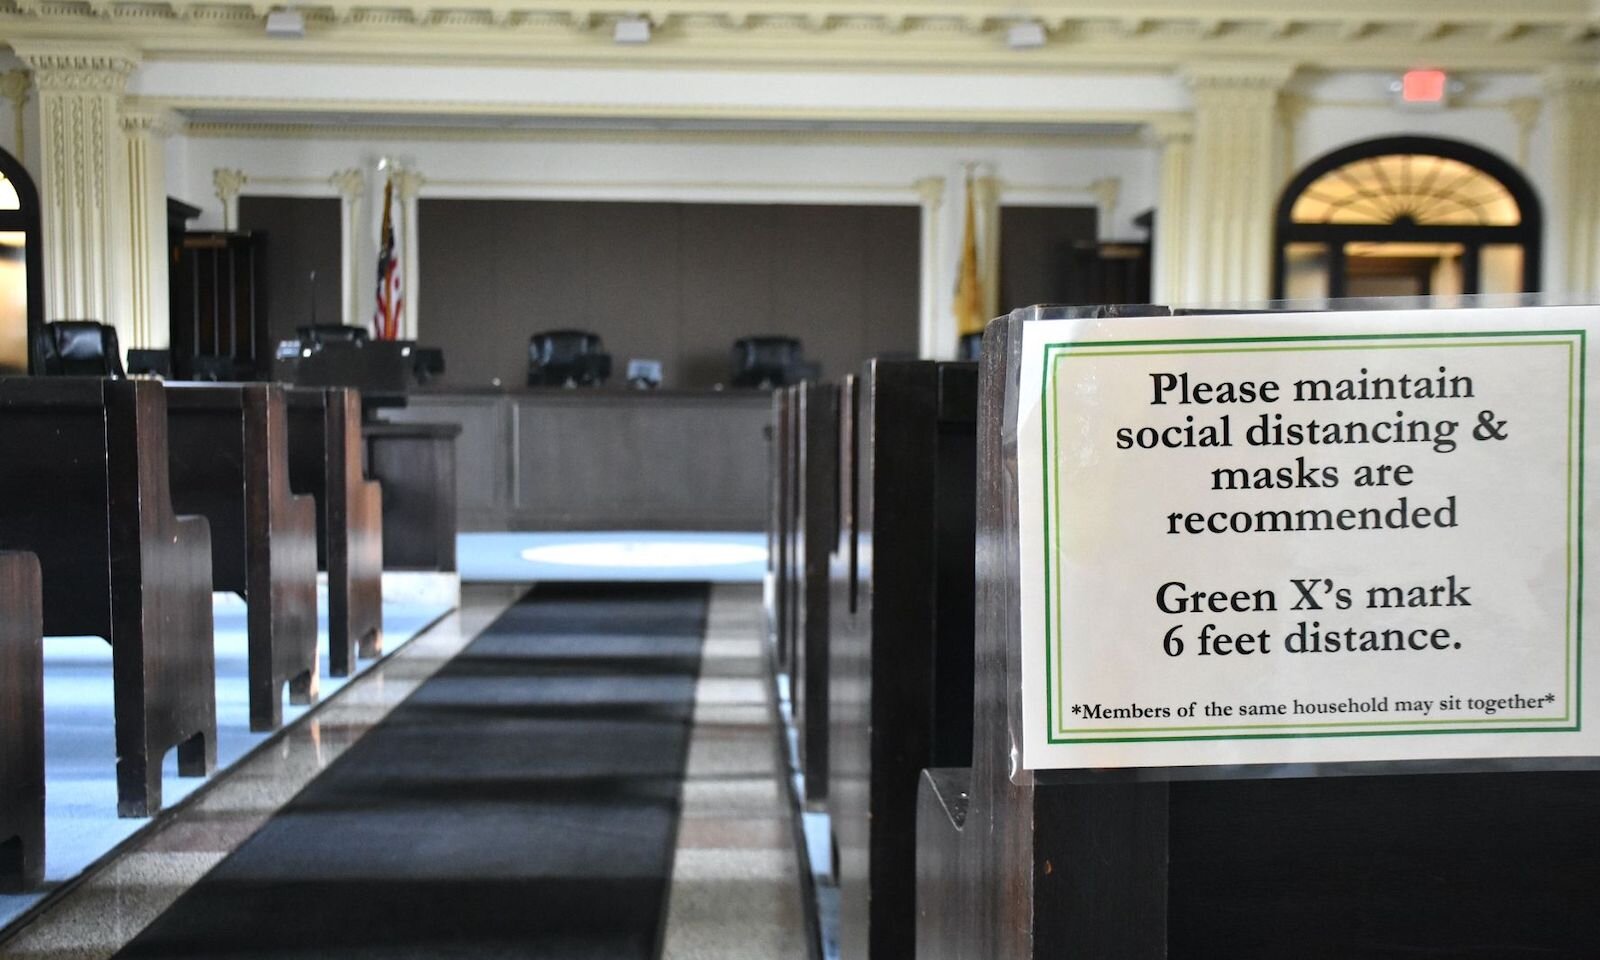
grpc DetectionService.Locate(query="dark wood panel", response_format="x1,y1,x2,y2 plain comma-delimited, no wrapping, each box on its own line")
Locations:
0,378,216,817
287,387,383,676
418,199,919,391
0,550,43,891
237,196,342,349
829,359,978,960
794,381,839,808
998,205,1098,314
167,383,319,731
380,389,769,531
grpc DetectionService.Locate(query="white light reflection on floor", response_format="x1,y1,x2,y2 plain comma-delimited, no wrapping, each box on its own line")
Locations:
520,540,768,569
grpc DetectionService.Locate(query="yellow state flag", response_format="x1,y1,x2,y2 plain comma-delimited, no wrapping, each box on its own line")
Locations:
954,175,986,337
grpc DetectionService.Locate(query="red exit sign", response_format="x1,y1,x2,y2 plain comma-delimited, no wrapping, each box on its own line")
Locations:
1399,69,1450,107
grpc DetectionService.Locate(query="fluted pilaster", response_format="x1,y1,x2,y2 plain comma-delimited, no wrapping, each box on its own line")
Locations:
12,40,137,335
122,107,177,349
1545,66,1600,296
1181,62,1293,305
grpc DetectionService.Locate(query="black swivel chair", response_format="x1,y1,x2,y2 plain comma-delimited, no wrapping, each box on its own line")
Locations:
33,321,125,378
296,324,369,347
731,336,813,388
528,331,612,387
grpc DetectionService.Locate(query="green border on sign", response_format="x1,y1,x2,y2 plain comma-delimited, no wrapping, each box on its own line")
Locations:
1038,329,1587,745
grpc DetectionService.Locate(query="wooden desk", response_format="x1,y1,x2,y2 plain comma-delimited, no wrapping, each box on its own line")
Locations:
376,387,771,531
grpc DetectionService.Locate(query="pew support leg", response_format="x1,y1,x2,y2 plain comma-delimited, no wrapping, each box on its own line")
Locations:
289,667,317,706
177,728,214,779
0,835,34,894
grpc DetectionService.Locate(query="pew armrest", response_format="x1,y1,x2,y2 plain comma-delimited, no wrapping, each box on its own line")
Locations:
919,767,970,831
916,767,971,960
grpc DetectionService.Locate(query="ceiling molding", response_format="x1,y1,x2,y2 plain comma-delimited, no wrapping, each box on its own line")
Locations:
157,95,1183,128
1,2,1596,72
180,118,1154,148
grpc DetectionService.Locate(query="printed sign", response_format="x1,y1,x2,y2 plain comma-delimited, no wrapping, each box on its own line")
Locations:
1017,308,1596,770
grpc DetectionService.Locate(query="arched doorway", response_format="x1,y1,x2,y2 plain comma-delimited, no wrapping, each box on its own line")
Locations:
1273,136,1541,302
0,146,43,373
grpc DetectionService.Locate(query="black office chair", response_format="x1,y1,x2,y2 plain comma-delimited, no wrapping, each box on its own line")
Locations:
33,321,125,377
411,346,445,385
730,336,806,388
958,331,983,361
528,330,611,387
296,324,369,347
127,349,172,378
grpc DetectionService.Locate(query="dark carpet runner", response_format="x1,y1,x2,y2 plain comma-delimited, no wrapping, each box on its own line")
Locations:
114,582,709,959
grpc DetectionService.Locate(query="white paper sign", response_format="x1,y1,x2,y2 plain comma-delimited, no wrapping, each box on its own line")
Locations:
1017,307,1597,770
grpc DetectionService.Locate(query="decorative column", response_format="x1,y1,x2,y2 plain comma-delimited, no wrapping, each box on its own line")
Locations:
1507,97,1542,168
330,168,365,328
1544,66,1600,296
213,168,246,231
1147,117,1193,304
973,171,1001,322
1090,177,1121,237
121,106,177,349
11,41,138,331
914,175,946,359
0,70,29,159
1181,62,1294,305
392,167,424,340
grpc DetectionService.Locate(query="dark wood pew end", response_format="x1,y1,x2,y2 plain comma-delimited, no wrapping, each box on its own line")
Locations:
0,551,44,891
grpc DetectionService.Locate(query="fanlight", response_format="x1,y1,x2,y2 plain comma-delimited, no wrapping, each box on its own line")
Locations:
1289,154,1520,228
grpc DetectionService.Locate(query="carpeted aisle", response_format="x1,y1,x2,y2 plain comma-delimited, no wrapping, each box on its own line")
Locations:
112,582,709,960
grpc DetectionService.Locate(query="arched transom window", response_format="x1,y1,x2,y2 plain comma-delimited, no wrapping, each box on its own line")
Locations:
0,150,42,374
1274,137,1541,302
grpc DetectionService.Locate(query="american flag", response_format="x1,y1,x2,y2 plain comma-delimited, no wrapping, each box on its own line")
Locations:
372,177,403,340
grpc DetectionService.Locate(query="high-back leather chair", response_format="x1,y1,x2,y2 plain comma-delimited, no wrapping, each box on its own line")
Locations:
528,330,611,387
34,321,125,378
731,336,805,388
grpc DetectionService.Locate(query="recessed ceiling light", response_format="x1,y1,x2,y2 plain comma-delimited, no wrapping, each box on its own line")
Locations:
614,15,651,44
265,8,306,37
1007,20,1047,49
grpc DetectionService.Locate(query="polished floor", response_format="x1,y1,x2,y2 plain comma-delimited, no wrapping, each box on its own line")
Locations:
0,587,457,932
0,582,813,959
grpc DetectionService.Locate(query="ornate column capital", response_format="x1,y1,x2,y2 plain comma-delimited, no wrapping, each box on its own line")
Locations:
1142,114,1193,145
10,41,138,94
0,70,31,110
1543,63,1600,96
1182,60,1297,93
330,167,365,201
1090,177,1121,220
391,168,424,201
913,175,945,207
213,168,247,203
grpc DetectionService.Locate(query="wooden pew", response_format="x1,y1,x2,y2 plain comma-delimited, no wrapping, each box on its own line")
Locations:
364,420,459,572
167,383,319,732
0,378,216,817
770,386,795,676
0,551,43,891
764,389,784,655
287,387,383,677
830,359,977,960
792,380,838,807
917,312,1600,959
